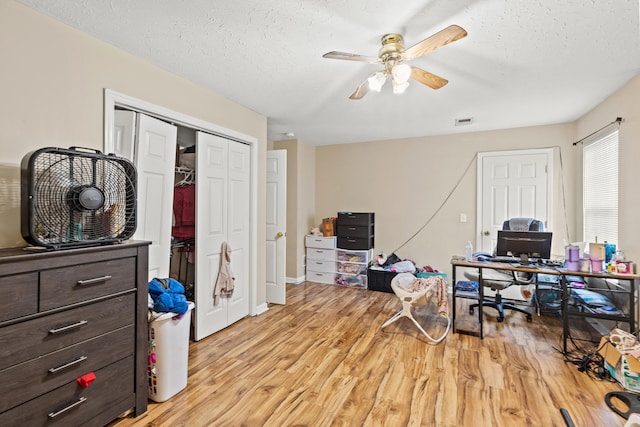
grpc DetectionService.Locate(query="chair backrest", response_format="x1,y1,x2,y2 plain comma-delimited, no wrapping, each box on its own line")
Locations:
502,218,544,232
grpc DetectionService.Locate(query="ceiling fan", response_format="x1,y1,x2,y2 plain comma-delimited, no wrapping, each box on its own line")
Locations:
322,25,467,99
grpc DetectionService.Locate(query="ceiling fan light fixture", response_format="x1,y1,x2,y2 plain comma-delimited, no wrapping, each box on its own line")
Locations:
392,79,409,94
368,72,386,92
391,63,411,84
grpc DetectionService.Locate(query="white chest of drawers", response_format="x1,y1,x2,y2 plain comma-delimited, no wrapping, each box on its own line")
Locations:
305,235,336,284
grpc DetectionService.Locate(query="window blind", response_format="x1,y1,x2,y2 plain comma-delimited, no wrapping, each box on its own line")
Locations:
583,129,618,244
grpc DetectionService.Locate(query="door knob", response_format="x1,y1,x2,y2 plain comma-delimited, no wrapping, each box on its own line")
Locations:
276,232,284,238
483,230,490,236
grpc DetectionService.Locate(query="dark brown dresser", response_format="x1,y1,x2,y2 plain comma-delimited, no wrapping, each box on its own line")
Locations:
0,240,149,426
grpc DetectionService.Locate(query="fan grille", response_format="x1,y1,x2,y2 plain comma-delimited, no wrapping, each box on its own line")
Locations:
27,150,136,247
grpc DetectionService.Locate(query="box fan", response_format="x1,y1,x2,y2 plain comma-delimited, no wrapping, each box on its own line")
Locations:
21,147,137,249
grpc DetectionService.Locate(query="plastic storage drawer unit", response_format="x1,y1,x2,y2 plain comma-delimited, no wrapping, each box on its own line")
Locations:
337,212,375,250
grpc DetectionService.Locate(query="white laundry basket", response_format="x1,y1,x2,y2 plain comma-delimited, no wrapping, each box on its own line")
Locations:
147,301,195,402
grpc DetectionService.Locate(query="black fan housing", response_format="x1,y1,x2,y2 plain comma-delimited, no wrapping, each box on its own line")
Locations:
21,147,137,249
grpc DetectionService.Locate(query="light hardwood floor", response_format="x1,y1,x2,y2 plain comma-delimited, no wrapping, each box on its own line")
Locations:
111,282,628,427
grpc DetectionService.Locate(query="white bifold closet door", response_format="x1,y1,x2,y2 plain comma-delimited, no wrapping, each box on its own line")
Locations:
114,110,177,281
194,132,251,341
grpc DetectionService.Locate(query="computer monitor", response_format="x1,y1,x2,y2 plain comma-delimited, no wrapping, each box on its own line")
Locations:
496,230,553,262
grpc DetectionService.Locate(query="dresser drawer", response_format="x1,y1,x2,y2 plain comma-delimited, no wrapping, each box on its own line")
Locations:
337,212,374,226
0,356,134,427
336,249,371,263
307,259,335,273
306,248,335,262
305,235,336,249
337,235,375,250
0,294,134,370
336,261,367,275
0,325,134,413
0,272,38,322
306,271,335,284
335,273,368,289
336,224,374,238
40,257,136,310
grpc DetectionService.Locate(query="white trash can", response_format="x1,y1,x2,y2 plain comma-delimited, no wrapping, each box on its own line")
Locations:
147,301,195,402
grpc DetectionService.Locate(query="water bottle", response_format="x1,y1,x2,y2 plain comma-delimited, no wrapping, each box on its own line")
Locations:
465,241,473,261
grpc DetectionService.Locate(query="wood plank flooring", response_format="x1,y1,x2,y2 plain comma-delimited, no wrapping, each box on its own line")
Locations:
110,282,628,427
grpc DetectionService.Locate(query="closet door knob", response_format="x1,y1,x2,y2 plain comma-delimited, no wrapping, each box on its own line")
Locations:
483,230,490,236
276,232,284,238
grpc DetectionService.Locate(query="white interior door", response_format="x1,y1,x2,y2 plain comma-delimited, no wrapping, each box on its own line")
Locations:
194,132,251,340
477,149,552,253
266,150,287,305
114,112,177,281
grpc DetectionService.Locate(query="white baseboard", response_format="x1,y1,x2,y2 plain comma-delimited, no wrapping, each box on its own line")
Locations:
254,303,269,315
286,275,305,284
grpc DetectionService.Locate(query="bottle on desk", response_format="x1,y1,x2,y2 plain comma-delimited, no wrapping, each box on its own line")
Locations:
465,241,473,261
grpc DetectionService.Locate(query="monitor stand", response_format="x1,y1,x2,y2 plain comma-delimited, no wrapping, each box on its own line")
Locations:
520,254,530,265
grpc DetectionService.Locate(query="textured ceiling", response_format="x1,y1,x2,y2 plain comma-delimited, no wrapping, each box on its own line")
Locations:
15,0,640,145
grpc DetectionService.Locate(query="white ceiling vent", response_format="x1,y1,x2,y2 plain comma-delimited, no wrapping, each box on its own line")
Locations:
455,117,474,126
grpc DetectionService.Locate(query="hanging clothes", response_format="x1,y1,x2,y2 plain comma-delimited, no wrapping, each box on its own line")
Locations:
213,242,235,304
172,184,195,239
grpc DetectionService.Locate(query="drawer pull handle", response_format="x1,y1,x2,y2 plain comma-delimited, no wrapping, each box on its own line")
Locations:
48,396,88,418
48,355,88,374
48,320,88,334
76,275,112,286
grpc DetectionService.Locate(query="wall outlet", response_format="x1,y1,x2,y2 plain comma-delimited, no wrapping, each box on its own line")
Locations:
460,213,468,223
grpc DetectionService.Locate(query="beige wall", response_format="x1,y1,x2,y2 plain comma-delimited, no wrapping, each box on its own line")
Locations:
575,74,640,265
314,74,640,275
315,124,578,275
1,1,268,304
273,139,316,281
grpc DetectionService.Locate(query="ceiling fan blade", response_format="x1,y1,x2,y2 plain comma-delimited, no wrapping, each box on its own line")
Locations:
410,66,448,89
403,25,467,60
349,79,370,100
323,51,380,63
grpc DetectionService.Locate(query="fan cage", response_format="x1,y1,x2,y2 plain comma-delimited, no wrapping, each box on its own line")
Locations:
26,150,136,248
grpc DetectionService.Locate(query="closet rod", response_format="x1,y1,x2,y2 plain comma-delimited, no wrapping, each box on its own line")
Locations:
572,117,623,146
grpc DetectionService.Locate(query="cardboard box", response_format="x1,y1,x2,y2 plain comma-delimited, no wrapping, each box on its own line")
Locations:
598,337,640,392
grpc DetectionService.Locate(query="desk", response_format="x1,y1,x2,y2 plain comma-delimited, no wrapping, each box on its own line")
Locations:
451,257,639,350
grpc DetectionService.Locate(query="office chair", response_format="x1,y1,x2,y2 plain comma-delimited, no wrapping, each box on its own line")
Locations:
464,218,543,322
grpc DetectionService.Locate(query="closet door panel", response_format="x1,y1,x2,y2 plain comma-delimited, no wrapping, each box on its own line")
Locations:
113,110,136,161
226,142,251,324
227,246,248,325
132,114,177,281
194,132,229,341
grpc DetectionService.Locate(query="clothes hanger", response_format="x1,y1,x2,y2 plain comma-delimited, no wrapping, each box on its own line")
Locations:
175,166,194,186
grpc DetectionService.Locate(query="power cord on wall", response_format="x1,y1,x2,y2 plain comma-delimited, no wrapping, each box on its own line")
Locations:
391,144,573,255
391,152,477,254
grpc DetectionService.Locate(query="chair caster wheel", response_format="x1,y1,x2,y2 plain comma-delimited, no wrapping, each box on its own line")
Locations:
497,316,504,322
469,307,475,315
526,315,532,322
